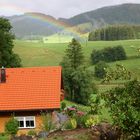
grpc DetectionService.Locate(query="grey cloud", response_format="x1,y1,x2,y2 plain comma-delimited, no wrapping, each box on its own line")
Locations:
0,0,140,18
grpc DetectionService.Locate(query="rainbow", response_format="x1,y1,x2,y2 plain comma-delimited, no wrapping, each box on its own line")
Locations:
0,4,85,38
26,12,85,37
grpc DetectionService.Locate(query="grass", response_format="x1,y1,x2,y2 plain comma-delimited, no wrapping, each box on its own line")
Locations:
14,39,140,80
43,34,73,43
0,136,9,140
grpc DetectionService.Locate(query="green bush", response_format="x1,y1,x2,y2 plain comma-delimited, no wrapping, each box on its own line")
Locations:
60,102,66,111
103,80,140,139
41,113,55,132
91,49,104,64
5,117,18,135
0,133,5,136
75,114,88,128
27,130,36,136
94,61,108,79
91,46,127,64
64,118,77,130
85,115,99,128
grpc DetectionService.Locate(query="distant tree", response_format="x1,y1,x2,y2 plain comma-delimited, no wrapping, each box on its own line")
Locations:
91,46,127,64
88,25,136,41
0,17,21,68
91,49,104,64
94,61,108,79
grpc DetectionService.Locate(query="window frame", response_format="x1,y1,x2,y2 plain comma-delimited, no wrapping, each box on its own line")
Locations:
15,116,36,129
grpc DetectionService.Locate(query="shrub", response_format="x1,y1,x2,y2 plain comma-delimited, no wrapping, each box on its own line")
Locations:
94,61,108,79
27,130,36,137
91,46,127,64
41,113,55,132
75,114,87,128
91,49,104,64
103,80,140,139
60,102,66,111
0,132,6,136
5,117,18,135
65,106,77,118
64,118,77,130
103,46,126,62
85,115,99,128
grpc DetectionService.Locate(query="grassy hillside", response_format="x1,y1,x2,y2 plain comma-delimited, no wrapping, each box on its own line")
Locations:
14,39,140,80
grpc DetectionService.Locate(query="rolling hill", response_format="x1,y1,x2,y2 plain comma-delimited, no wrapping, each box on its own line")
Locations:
3,3,140,39
7,13,62,39
67,3,140,26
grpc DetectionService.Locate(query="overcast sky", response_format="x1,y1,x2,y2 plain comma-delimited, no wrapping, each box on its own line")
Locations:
0,0,140,18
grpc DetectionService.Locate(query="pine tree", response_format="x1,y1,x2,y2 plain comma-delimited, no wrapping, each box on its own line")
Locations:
65,38,84,70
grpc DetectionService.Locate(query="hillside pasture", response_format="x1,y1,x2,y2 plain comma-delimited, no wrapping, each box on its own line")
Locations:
14,39,140,80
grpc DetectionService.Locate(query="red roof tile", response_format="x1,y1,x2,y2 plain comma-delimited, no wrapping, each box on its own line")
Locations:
0,66,62,111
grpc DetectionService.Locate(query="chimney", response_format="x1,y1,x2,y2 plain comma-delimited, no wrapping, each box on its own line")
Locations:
0,66,6,83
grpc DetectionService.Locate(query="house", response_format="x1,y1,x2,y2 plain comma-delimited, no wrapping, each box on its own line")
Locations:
0,66,63,134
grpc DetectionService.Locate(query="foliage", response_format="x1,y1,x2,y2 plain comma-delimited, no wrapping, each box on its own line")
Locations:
60,38,84,101
60,102,66,112
91,45,127,64
61,38,96,105
90,49,104,64
27,130,36,136
102,64,131,83
88,94,101,115
71,67,97,105
94,61,108,79
64,38,84,69
65,106,77,118
103,80,140,138
5,117,18,135
75,114,87,128
63,118,77,130
88,25,139,41
0,17,21,67
85,115,99,128
41,113,55,132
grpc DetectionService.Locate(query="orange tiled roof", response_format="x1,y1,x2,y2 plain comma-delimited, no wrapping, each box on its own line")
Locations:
0,66,62,111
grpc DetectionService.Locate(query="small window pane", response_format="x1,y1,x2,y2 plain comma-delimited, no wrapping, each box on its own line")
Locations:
19,121,24,127
26,120,35,127
26,121,30,127
30,120,34,127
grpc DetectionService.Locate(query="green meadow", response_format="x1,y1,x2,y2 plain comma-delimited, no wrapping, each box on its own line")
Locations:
14,39,140,80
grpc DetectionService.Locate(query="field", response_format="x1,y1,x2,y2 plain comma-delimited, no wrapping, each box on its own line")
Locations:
14,39,140,80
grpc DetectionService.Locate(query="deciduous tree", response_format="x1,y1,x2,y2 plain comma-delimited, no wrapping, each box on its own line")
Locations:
0,17,21,68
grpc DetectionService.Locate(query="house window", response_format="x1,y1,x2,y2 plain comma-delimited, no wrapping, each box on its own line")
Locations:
15,116,35,129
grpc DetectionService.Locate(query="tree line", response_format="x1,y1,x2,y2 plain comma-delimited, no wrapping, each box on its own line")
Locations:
88,25,140,41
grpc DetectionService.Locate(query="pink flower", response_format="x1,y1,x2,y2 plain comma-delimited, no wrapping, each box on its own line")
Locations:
77,111,85,116
68,107,76,111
